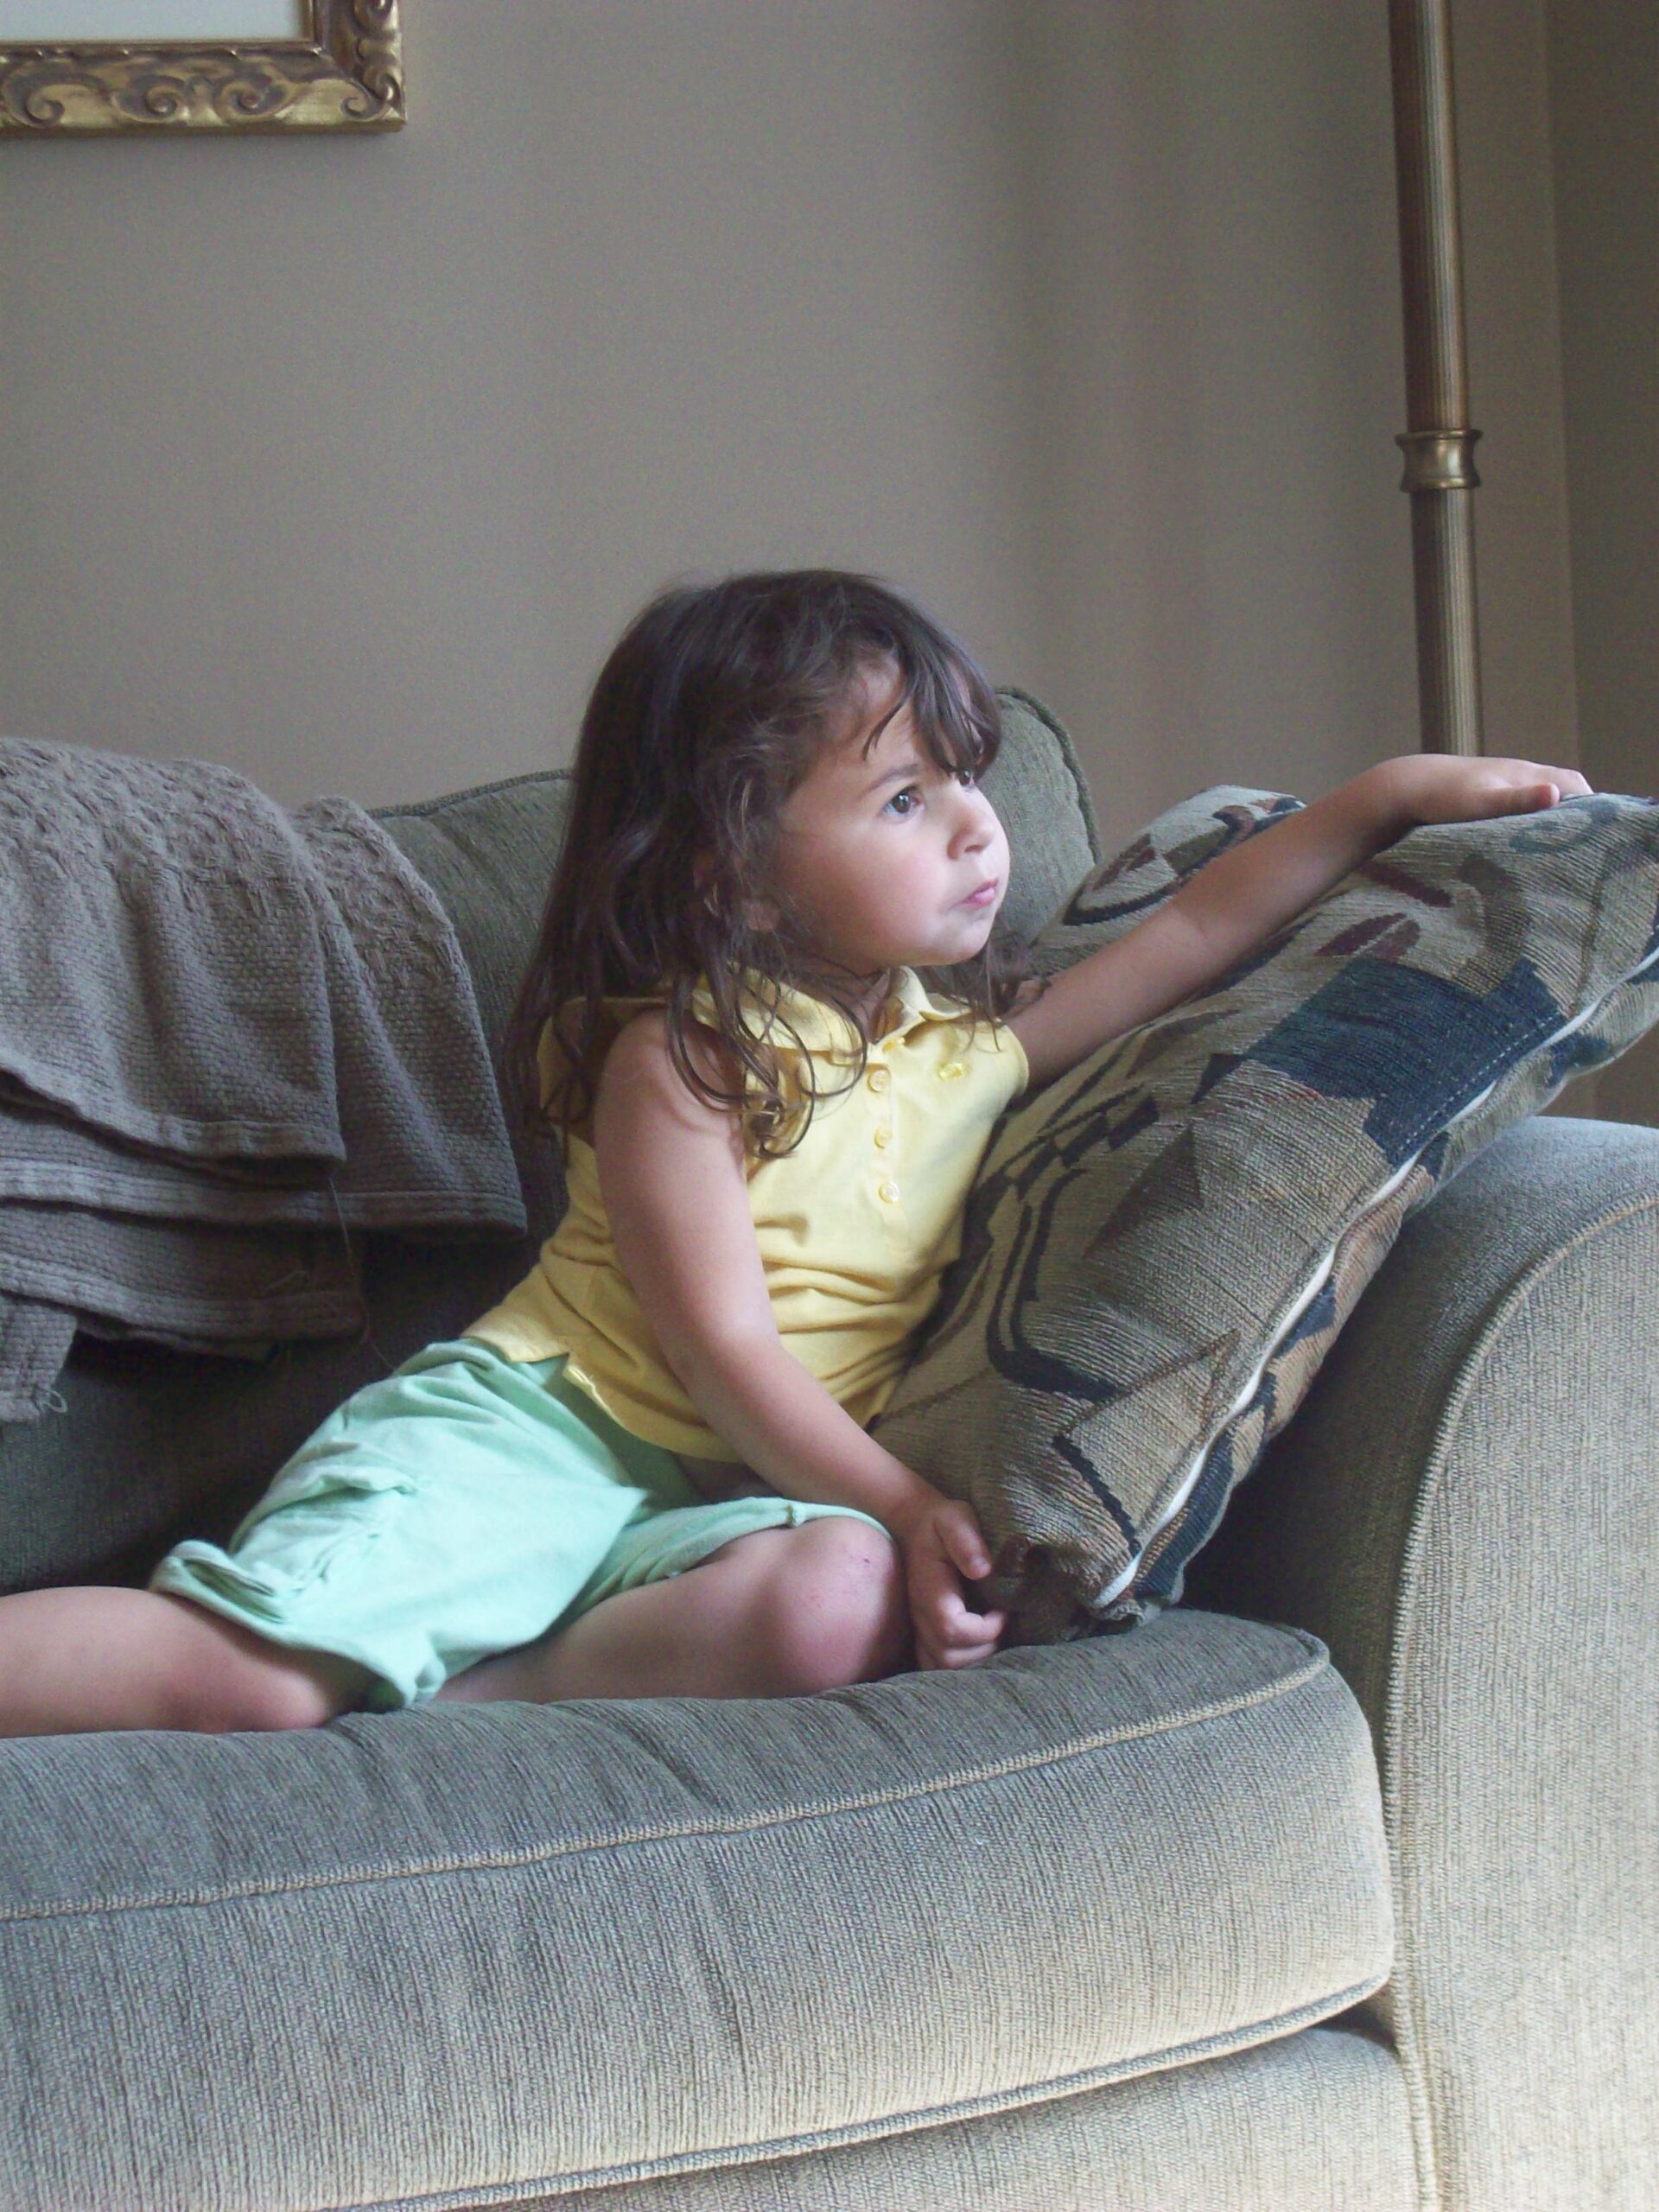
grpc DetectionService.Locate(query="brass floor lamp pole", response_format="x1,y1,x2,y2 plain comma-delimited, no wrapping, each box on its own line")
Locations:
1389,0,1484,756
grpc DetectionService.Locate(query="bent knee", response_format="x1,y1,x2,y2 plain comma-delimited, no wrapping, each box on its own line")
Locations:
167,1670,341,1734
766,1517,911,1693
156,1611,359,1732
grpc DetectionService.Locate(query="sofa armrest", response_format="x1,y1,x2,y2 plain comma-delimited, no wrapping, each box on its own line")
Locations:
1188,1115,1659,2212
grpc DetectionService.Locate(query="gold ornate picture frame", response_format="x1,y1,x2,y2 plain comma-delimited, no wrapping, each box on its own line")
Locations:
0,1,403,132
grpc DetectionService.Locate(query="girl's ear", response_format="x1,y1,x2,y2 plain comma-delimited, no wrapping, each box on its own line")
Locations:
696,850,779,933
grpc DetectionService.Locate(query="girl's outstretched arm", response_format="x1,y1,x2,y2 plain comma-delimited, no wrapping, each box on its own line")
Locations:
594,1010,1004,1670
1007,752,1592,1093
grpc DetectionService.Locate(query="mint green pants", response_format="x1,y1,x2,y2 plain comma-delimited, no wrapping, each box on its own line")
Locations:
150,1338,887,1711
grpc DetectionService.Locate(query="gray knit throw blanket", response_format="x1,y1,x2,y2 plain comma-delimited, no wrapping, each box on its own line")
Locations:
0,740,527,1421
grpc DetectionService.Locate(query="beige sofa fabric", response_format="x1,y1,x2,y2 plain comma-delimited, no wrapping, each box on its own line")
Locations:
1195,1116,1659,2210
534,2026,1418,2212
0,1611,1389,2210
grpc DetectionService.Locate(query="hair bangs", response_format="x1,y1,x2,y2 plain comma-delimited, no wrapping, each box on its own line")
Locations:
878,631,1001,789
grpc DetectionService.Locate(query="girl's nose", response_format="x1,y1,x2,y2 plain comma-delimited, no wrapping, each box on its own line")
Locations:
950,788,997,855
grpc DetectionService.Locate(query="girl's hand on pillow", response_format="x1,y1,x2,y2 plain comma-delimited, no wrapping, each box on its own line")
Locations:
888,1487,1007,1672
1378,753,1593,829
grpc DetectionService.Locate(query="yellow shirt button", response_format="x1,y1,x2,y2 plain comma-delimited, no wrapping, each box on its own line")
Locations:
878,1179,900,1204
938,1061,967,1080
874,1126,892,1149
867,1066,891,1093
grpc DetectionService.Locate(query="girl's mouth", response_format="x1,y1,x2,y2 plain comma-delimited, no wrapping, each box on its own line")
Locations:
961,880,999,909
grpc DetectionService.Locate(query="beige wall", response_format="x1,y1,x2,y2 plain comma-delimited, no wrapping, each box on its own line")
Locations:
0,2,1649,1106
1544,0,1659,1124
0,3,1045,811
2,0,1425,842
1004,0,1415,846
1454,0,1580,763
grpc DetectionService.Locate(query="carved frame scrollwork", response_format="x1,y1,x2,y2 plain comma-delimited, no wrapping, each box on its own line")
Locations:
0,1,404,133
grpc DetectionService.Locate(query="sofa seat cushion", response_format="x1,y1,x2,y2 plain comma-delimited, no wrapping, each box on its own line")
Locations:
0,1611,1389,2212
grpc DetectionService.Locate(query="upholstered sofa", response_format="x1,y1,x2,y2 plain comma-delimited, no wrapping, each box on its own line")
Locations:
3,705,1655,2211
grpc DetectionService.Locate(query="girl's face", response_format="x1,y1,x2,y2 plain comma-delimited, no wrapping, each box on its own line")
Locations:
767,668,1009,990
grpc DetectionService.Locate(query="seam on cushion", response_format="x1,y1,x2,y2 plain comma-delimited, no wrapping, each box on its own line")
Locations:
996,687,1103,865
300,1974,1389,2212
371,768,572,824
1378,1185,1659,2212
0,1633,1329,1925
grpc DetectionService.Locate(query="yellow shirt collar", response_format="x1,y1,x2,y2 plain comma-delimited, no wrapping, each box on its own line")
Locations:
539,967,969,1117
683,966,966,1058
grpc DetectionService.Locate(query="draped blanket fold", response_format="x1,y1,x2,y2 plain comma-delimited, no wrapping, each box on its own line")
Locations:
0,739,527,1421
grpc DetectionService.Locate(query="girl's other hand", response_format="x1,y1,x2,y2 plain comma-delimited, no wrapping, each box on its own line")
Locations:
888,1488,1007,1672
1374,753,1592,831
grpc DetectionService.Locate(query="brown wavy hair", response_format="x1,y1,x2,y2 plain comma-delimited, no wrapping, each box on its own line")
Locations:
499,568,1040,1160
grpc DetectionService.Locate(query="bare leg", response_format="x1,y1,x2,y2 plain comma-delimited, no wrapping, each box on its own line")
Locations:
0,1586,372,1739
436,1517,912,1706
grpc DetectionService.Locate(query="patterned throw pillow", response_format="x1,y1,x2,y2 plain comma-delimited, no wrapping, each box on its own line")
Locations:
874,785,1659,1646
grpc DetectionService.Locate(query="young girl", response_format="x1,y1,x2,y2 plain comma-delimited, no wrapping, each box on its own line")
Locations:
0,569,1587,1735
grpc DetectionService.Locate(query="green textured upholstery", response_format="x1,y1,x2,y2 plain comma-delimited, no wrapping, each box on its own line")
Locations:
534,2030,1418,2212
0,1612,1389,2209
1,688,1652,2208
1190,1113,1659,2209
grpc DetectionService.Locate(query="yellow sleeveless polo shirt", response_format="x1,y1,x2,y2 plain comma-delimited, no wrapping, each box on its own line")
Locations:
461,967,1028,1462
